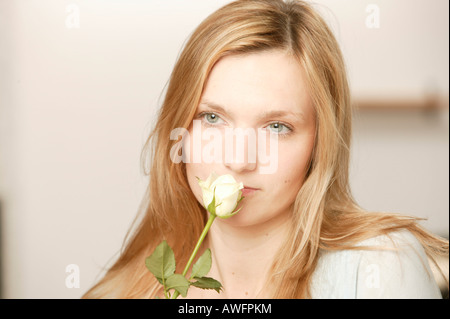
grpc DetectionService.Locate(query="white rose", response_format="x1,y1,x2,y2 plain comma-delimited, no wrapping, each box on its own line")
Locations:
197,172,244,218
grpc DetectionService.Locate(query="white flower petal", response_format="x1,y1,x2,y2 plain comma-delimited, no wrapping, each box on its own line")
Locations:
205,172,219,188
216,194,240,217
210,174,237,189
201,187,214,208
213,184,240,217
197,172,243,217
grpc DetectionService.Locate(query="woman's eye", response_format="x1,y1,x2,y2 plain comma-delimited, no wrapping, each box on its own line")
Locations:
202,112,223,125
267,122,291,134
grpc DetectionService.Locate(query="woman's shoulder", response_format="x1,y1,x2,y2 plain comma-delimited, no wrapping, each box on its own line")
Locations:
355,229,421,249
310,230,443,299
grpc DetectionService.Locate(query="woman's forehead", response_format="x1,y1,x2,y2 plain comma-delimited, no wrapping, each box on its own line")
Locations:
200,50,314,120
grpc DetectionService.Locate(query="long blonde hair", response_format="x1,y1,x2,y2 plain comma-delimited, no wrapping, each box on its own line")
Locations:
83,0,448,298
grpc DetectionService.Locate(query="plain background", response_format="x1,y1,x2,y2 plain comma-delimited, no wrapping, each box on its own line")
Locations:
0,0,448,298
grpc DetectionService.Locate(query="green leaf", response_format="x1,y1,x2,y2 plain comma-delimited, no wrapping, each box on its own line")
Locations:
165,274,190,298
191,276,223,293
191,249,212,279
145,240,176,281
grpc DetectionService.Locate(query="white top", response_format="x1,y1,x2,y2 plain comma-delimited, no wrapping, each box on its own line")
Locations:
310,230,442,298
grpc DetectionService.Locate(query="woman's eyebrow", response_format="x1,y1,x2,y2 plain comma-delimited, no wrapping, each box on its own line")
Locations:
198,100,227,114
199,99,305,122
257,110,305,122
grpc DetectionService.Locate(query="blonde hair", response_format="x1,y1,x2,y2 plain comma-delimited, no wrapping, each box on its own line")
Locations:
83,0,448,298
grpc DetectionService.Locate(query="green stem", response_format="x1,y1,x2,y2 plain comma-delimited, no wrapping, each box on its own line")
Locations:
171,213,216,299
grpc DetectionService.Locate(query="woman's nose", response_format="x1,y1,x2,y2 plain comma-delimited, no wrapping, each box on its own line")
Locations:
222,131,257,173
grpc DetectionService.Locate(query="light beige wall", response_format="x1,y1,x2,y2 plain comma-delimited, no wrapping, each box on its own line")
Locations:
0,0,448,298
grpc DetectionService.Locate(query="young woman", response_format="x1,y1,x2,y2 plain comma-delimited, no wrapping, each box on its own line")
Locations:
83,0,448,298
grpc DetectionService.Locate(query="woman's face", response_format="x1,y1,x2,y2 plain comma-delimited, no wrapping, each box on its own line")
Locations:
185,50,316,227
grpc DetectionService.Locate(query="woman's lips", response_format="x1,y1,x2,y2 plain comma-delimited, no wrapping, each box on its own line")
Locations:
241,186,259,196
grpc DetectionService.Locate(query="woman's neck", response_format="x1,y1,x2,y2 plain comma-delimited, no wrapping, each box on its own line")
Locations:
196,211,291,298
